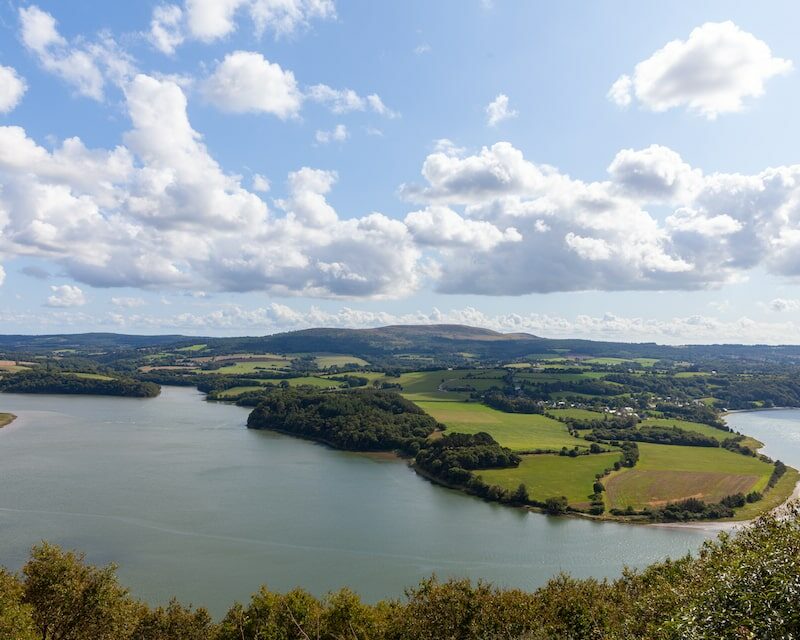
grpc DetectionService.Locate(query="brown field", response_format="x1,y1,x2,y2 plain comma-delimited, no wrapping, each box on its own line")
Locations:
605,469,760,508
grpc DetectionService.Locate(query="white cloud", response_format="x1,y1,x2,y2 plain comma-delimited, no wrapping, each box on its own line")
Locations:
399,140,800,295
414,44,431,55
111,296,145,308
315,124,348,144
46,284,86,307
610,21,792,119
767,298,800,312
405,206,521,251
0,74,421,299
19,5,134,101
252,174,270,192
202,51,302,118
485,93,517,126
151,0,334,51
607,74,632,108
307,83,396,117
0,66,27,114
149,4,185,54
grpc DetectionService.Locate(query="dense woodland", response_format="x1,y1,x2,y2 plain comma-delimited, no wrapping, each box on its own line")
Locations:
0,371,160,398
246,389,439,453
3,508,800,639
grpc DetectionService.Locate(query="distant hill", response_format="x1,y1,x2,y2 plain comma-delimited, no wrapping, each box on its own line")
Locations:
2,325,800,364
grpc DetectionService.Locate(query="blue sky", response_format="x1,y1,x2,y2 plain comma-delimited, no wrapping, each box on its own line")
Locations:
1,0,800,342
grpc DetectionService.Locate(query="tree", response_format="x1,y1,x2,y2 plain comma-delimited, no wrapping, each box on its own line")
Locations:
0,569,36,640
545,497,569,515
22,542,137,640
512,483,529,504
131,599,214,640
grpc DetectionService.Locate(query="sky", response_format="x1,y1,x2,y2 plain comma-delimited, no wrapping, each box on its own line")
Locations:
1,1,800,343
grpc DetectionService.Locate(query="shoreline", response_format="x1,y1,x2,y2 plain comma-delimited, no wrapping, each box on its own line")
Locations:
0,413,16,428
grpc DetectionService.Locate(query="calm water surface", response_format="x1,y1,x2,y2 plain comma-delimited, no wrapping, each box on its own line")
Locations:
2,387,771,615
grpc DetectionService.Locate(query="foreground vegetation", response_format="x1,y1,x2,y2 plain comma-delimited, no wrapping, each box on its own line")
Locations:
3,508,800,639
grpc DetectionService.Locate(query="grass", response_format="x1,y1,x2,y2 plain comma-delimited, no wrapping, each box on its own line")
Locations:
605,443,775,510
200,361,290,375
583,357,658,367
312,354,370,368
480,452,620,507
517,372,606,382
214,386,265,398
261,377,346,389
0,413,15,428
176,344,207,352
674,371,711,378
727,467,799,521
415,401,587,452
547,408,606,421
639,417,732,441
69,372,115,381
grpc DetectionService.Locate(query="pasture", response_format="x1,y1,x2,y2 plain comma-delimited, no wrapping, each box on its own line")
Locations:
639,417,731,441
480,452,620,507
547,408,606,421
605,443,774,510
312,354,370,368
415,401,587,452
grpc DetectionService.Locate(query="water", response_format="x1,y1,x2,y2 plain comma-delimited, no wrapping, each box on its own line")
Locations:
726,409,800,466
0,387,721,615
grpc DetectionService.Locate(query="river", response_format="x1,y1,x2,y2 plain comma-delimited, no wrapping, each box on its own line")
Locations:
0,387,787,616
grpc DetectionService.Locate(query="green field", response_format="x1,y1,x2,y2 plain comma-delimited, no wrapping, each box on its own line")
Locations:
176,344,207,352
547,408,606,421
215,386,265,398
605,443,774,510
395,369,505,394
415,401,587,452
583,357,659,367
200,361,290,375
480,452,620,507
728,467,799,520
639,417,732,441
265,376,346,389
69,372,115,381
312,354,370,368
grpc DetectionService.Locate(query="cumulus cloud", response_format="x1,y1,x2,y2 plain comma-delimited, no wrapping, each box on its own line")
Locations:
202,51,302,118
767,298,800,312
19,5,134,101
307,84,397,117
46,284,86,307
486,94,517,126
148,0,335,52
315,124,348,144
0,73,421,299
252,174,270,192
149,4,185,55
111,296,146,308
405,206,521,251
610,21,792,118
399,140,800,295
0,65,27,114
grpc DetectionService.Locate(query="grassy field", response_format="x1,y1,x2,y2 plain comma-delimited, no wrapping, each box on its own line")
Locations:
69,372,115,381
605,443,774,510
215,386,265,398
415,401,587,452
480,452,620,507
727,467,799,520
312,354,370,368
639,417,732,441
583,357,658,367
395,369,505,395
0,413,15,427
200,361,290,375
547,408,606,421
176,344,207,352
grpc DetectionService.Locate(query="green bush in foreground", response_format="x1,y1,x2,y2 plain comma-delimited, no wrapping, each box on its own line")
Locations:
3,506,800,638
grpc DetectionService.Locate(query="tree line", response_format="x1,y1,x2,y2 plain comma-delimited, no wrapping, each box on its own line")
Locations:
0,371,160,398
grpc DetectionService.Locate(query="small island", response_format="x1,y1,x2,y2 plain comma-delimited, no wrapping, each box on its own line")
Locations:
0,412,16,428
